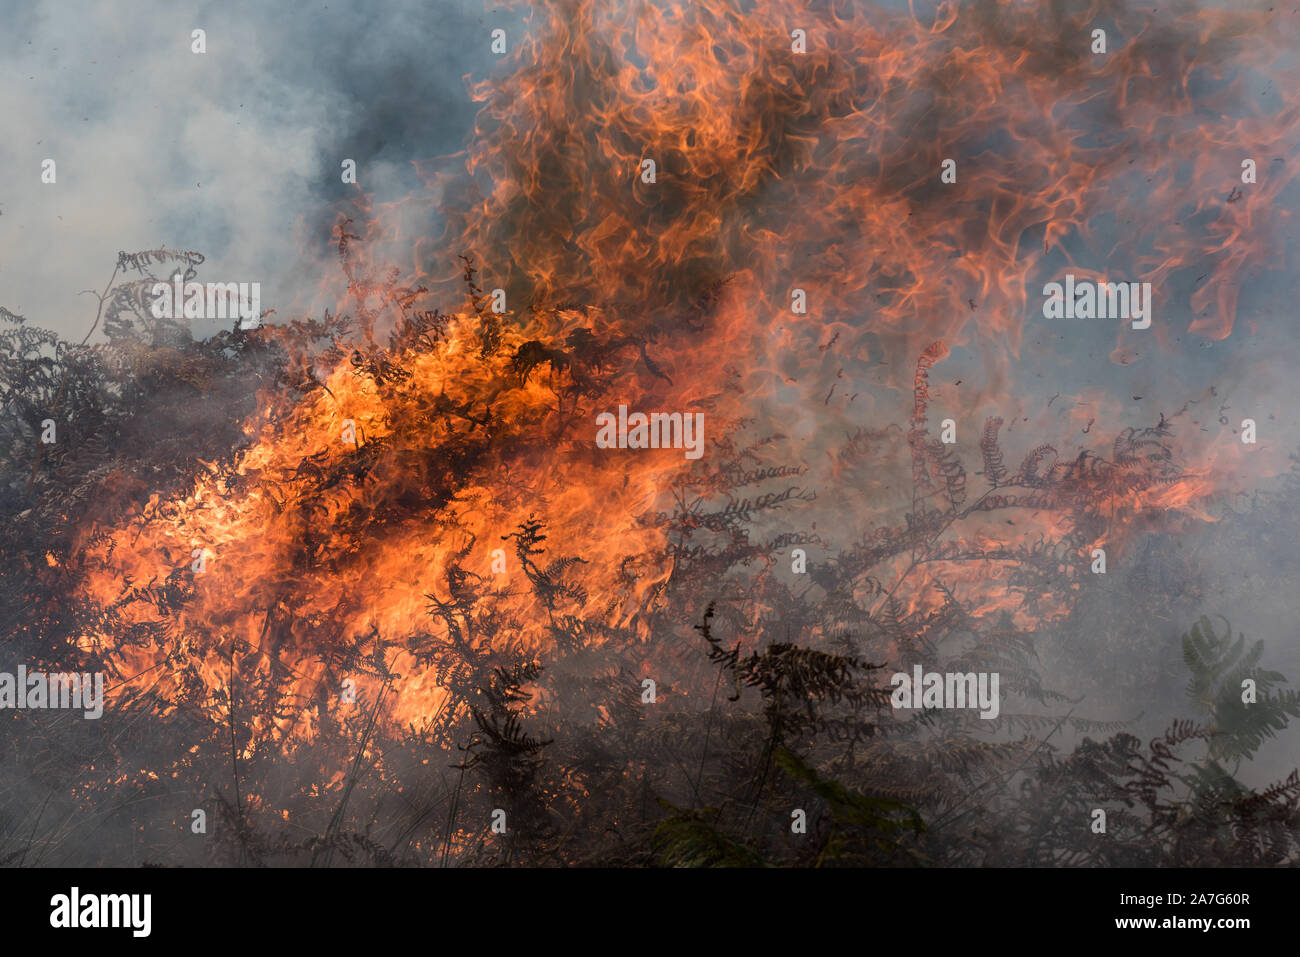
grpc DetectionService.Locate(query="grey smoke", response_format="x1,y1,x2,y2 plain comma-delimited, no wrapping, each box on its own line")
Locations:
0,0,518,339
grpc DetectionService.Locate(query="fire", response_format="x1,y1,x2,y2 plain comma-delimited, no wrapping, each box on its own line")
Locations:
70,0,1300,743
78,306,716,735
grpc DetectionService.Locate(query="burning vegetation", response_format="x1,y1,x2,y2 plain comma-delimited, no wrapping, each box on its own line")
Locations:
3,0,1300,867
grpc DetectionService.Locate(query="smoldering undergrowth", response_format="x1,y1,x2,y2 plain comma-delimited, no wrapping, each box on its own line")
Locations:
1,250,1298,868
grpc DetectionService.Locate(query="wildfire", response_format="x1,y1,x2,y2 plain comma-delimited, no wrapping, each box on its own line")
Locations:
71,0,1300,741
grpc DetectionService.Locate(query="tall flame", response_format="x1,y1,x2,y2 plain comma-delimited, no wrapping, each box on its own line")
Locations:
74,0,1300,740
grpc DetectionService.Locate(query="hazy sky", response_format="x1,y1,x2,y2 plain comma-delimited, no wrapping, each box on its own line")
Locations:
1,0,515,339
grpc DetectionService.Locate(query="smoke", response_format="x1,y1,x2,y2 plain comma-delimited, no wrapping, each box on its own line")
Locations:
3,0,1300,865
0,0,516,339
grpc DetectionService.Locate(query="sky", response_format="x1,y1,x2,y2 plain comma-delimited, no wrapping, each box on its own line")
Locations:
0,0,518,339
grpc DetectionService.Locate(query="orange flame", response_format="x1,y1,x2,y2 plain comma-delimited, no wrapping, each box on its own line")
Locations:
74,0,1300,740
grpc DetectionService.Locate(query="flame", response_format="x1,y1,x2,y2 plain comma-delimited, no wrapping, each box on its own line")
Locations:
71,0,1300,741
